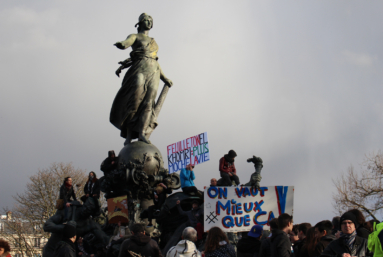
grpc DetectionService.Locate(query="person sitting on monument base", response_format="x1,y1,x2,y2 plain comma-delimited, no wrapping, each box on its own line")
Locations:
147,183,172,227
219,150,240,186
81,171,101,203
180,164,202,197
210,178,217,187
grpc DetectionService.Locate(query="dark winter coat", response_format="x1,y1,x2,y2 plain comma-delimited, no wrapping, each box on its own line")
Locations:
84,179,101,198
237,236,262,257
59,185,77,204
100,156,118,173
320,236,371,257
356,226,371,239
313,235,336,257
118,233,162,257
205,243,236,257
270,230,292,257
55,239,76,257
219,157,237,174
152,187,172,209
177,204,204,228
293,238,305,257
259,237,272,257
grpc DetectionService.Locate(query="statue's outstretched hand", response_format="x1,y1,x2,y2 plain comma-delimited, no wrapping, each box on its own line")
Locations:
114,42,124,49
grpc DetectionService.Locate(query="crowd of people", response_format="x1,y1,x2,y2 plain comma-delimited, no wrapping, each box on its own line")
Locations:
3,150,382,257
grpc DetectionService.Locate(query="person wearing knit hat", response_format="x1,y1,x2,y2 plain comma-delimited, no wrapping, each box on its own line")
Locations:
320,211,370,257
54,223,77,257
219,150,240,186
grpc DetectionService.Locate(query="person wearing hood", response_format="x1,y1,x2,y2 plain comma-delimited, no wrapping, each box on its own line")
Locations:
270,213,293,257
118,223,162,257
320,212,371,257
55,222,77,257
101,150,118,174
0,239,11,257
219,150,240,186
237,225,263,257
204,227,236,257
166,227,202,257
313,220,336,257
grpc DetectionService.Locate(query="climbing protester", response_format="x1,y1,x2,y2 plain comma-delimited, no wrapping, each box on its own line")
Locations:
147,183,172,227
320,211,370,257
180,164,201,196
237,225,263,257
101,150,118,174
204,227,236,257
219,150,239,186
166,227,202,257
59,177,77,222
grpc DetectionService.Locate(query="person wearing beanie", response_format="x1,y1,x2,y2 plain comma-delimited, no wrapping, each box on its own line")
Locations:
219,150,240,186
320,212,370,257
55,222,77,257
237,225,263,257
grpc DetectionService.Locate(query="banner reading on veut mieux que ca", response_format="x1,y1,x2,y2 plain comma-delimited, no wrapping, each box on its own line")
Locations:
167,132,210,173
204,186,294,232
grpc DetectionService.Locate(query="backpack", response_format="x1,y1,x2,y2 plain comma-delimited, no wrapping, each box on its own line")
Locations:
368,222,383,257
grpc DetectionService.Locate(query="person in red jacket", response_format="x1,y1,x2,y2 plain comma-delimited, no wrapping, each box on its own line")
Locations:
219,150,240,186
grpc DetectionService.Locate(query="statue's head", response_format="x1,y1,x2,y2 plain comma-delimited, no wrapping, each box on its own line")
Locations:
135,13,153,32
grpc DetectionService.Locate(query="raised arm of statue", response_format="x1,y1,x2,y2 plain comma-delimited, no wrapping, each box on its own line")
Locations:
114,34,137,50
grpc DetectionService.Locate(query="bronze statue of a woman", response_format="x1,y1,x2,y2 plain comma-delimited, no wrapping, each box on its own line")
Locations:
110,13,173,145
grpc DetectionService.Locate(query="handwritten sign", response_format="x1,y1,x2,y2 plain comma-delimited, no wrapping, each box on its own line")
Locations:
204,186,294,232
167,132,210,173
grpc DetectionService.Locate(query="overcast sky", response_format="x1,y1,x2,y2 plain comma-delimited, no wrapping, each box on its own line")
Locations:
0,1,382,225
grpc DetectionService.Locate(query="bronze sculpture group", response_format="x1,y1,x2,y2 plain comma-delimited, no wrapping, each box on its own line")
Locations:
43,13,265,257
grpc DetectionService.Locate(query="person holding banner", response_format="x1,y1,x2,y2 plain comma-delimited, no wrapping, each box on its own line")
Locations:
219,150,240,186
180,164,202,197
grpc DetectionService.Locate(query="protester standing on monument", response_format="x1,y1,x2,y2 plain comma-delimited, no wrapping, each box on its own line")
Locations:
237,225,263,257
54,223,77,257
146,183,172,227
101,150,118,174
180,164,201,197
60,177,77,222
0,239,11,257
270,213,293,257
118,223,162,257
166,227,202,257
176,200,204,240
219,150,240,186
313,220,336,257
81,171,100,203
320,212,370,257
111,13,173,145
203,227,236,257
